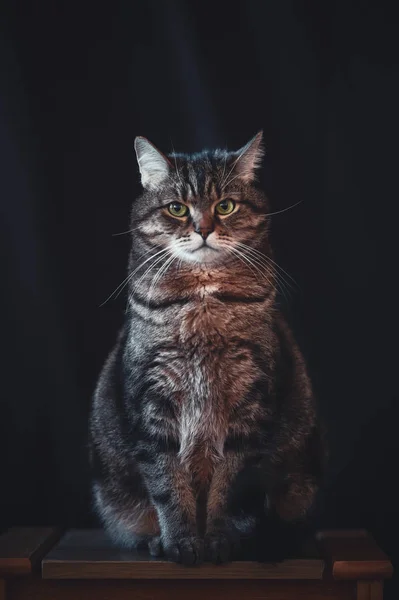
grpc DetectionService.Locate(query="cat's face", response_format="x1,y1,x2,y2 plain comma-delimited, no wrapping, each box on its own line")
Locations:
132,133,269,266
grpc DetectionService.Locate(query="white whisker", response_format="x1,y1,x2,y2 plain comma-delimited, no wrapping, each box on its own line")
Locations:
221,241,273,286
222,239,292,303
99,271,136,307
170,141,184,189
221,171,245,190
127,251,173,311
100,246,170,307
263,253,297,284
147,253,177,307
233,242,293,302
219,149,228,189
134,249,174,289
220,143,251,190
112,225,144,236
224,246,259,280
264,200,303,219
237,246,290,301
234,242,296,288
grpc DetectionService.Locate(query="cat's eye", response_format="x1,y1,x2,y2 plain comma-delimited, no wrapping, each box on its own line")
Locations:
215,199,236,215
168,202,189,218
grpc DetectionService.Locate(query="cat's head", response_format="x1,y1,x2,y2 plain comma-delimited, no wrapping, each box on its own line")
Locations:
131,132,269,266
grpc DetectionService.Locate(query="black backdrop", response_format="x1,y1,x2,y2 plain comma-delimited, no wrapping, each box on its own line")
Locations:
1,0,398,595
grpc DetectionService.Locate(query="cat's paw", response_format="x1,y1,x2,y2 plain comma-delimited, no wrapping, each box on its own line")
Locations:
147,535,163,557
204,530,240,564
164,536,204,566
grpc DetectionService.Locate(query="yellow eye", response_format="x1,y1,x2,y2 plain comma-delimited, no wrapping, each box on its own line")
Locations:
168,202,189,218
216,199,235,215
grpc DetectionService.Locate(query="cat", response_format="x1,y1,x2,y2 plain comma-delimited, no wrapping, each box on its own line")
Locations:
89,132,324,565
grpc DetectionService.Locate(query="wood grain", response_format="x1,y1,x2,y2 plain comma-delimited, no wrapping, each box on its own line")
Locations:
316,530,393,581
43,557,325,580
7,577,356,600
0,528,61,576
357,581,383,600
42,529,324,580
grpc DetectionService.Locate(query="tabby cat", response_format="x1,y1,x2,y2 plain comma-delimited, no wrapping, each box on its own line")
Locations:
89,132,324,565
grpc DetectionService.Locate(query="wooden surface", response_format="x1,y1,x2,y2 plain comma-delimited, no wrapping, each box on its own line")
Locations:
357,581,383,600
0,526,392,600
0,528,61,576
317,530,393,581
6,577,356,600
42,529,325,580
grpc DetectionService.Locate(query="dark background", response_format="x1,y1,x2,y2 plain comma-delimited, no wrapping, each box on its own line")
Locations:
1,0,398,596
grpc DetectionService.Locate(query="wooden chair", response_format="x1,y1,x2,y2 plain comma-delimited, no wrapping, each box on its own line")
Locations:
0,527,393,600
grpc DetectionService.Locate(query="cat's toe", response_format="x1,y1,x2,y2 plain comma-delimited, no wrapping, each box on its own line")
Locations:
204,531,239,564
164,536,204,566
148,535,163,557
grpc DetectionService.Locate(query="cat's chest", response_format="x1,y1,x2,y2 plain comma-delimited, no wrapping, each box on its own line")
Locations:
162,296,264,403
141,294,266,462
178,295,237,347
157,305,263,455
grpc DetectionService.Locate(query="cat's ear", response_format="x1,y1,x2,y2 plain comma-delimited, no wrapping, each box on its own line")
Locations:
134,137,172,190
233,131,264,183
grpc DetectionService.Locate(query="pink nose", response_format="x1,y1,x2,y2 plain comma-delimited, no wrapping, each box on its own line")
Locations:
194,216,214,240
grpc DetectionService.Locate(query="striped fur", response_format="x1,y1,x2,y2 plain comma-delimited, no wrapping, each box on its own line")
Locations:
89,133,324,565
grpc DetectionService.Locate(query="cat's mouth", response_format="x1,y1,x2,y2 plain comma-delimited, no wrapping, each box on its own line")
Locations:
192,242,217,253
188,243,220,264
174,240,222,264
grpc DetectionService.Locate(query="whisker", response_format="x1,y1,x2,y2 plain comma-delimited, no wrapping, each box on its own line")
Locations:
235,245,291,302
223,240,292,304
264,200,303,219
233,242,294,301
263,254,297,284
130,246,172,276
129,243,164,266
221,171,245,190
176,258,183,274
219,149,228,189
235,250,274,287
170,140,184,189
127,252,172,311
112,216,153,236
136,239,186,307
221,242,273,286
220,143,252,190
234,242,296,288
112,225,144,236
100,246,170,307
224,246,259,280
134,250,174,289
147,253,177,307
99,271,136,307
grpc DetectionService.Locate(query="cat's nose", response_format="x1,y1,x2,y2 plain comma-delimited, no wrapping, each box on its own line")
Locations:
194,218,214,240
195,227,213,240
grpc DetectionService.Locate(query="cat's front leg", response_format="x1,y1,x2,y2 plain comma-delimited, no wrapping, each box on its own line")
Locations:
205,454,246,564
138,454,203,565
